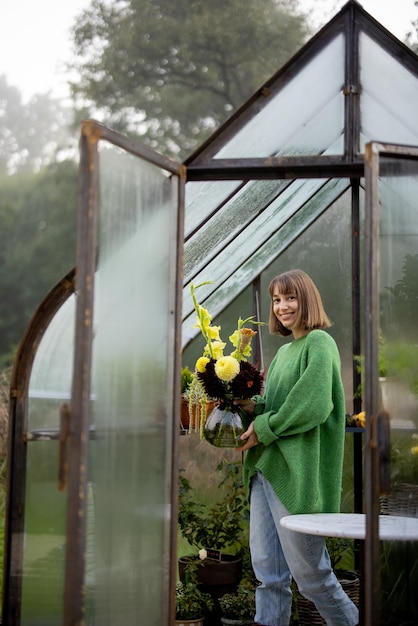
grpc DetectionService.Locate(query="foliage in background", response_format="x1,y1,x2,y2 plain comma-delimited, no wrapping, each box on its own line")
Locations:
385,253,418,338
390,432,418,485
380,539,418,624
178,459,249,555
181,366,194,395
405,0,418,53
0,162,77,368
69,0,311,159
0,76,76,176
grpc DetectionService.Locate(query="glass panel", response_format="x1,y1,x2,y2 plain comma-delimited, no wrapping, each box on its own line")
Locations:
184,178,292,281
90,144,177,624
182,178,350,348
28,296,75,430
214,34,345,158
18,296,75,625
377,154,418,623
360,33,418,150
259,192,356,515
259,189,353,387
185,180,242,237
20,441,67,626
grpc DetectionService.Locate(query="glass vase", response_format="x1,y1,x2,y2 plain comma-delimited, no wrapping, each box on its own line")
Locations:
203,403,245,448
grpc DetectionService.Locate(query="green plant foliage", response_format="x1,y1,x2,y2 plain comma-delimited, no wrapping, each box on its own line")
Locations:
0,162,77,366
219,582,255,620
181,366,194,395
325,536,355,573
385,341,418,397
176,560,214,619
386,253,418,332
380,539,418,624
390,431,418,485
178,460,249,554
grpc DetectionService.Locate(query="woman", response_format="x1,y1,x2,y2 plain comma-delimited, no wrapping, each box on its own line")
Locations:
235,269,358,626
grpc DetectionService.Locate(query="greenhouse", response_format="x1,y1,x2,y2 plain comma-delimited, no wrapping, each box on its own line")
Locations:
2,1,418,625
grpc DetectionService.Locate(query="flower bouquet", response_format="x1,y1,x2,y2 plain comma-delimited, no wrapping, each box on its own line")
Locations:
189,281,264,448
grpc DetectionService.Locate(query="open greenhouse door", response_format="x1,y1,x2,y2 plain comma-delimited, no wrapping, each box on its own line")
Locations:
364,142,418,626
65,121,184,626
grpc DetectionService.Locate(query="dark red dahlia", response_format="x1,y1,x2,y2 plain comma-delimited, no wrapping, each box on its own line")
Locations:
230,361,264,399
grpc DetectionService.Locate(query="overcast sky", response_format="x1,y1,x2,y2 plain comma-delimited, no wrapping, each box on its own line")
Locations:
1,0,417,102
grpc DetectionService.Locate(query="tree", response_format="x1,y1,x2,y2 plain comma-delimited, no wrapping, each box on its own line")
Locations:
405,1,418,52
0,75,76,175
0,161,77,367
70,0,311,158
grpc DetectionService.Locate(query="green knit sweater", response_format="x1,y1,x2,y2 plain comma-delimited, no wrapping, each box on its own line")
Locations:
243,329,346,514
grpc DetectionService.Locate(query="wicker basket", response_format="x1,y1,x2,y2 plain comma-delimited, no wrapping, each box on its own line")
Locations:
295,570,360,626
380,483,418,518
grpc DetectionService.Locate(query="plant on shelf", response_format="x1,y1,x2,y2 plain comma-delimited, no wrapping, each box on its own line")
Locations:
219,581,256,625
175,560,214,625
180,365,204,433
181,366,194,396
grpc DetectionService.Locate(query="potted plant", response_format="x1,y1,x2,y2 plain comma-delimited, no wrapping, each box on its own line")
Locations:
219,582,256,625
178,460,251,621
181,366,194,397
175,561,215,626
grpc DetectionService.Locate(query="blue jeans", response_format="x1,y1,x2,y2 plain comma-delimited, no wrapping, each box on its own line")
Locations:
250,471,359,626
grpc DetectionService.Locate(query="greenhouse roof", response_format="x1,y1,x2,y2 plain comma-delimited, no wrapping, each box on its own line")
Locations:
181,0,418,347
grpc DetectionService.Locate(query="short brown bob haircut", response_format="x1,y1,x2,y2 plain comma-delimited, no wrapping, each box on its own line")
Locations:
268,269,331,336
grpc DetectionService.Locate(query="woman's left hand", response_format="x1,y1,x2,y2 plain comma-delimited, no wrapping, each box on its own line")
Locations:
236,421,259,452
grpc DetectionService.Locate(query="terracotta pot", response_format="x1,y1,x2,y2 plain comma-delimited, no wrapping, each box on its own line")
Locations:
180,396,190,430
179,398,216,433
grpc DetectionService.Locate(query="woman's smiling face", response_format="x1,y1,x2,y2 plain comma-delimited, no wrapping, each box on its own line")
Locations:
272,290,307,339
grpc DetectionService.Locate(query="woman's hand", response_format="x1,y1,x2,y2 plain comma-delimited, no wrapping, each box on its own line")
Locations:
236,421,259,451
233,398,256,415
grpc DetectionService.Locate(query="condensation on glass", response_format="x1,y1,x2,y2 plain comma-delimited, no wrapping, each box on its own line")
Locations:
89,143,178,625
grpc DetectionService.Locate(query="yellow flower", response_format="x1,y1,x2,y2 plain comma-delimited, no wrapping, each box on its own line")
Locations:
207,325,221,340
411,446,418,456
211,341,226,360
193,305,212,332
354,411,366,428
214,356,240,382
196,357,210,373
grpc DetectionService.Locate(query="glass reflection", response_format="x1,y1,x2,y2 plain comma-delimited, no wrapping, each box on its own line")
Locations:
377,157,418,622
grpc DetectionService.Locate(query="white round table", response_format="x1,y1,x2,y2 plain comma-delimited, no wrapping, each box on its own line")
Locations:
280,513,418,541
